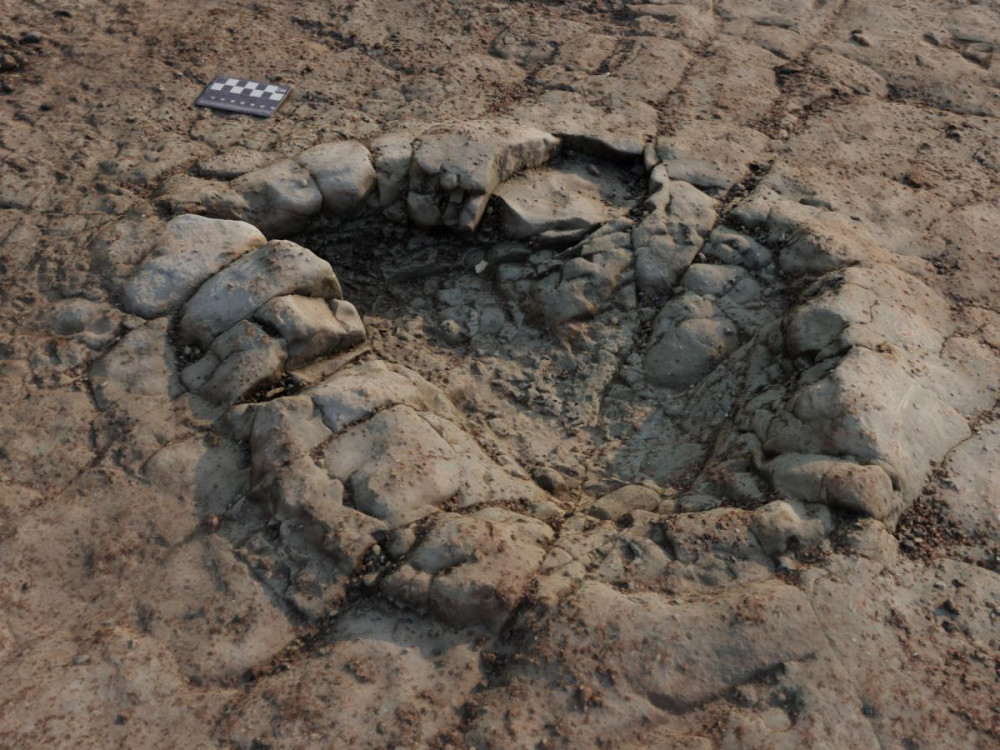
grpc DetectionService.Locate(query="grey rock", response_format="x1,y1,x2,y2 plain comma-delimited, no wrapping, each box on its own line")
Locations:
371,132,413,207
179,351,220,393
248,394,332,487
382,511,552,630
675,493,723,513
308,365,545,529
411,122,559,197
408,121,560,232
634,180,718,296
766,453,898,521
532,466,567,496
477,305,506,337
681,263,744,297
495,169,611,239
406,192,442,228
840,518,899,563
644,294,739,388
704,226,772,269
732,190,892,276
438,318,467,345
321,405,463,526
122,214,266,319
535,223,633,329
231,159,323,238
646,163,670,212
749,499,833,556
588,484,661,521
178,240,341,349
297,141,376,215
309,360,457,435
763,346,970,515
192,320,287,405
255,295,365,368
154,175,250,221
785,281,877,359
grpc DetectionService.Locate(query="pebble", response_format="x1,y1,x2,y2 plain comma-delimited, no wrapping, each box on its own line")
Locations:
21,31,42,44
849,30,871,46
438,318,466,345
0,54,18,72
532,467,567,496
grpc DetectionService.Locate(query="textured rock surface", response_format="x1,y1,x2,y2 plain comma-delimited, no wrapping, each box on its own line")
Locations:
177,239,342,349
231,159,323,237
297,141,376,215
3,0,1000,747
121,214,266,318
255,295,365,368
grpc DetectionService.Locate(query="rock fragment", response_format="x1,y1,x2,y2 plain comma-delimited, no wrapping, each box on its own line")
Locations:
749,499,833,556
588,484,662,521
644,293,739,388
408,122,560,232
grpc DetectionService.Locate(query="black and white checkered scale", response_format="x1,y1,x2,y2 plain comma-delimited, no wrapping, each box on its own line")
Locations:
195,76,291,117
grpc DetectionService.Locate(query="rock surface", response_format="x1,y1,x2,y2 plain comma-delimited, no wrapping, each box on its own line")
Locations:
297,141,376,215
3,1,1000,747
177,239,342,349
121,214,266,318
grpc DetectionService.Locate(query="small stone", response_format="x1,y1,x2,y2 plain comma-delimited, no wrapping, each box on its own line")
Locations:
0,54,18,72
438,319,467,346
588,484,660,521
495,170,610,240
532,467,567,496
21,31,42,44
850,30,871,46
